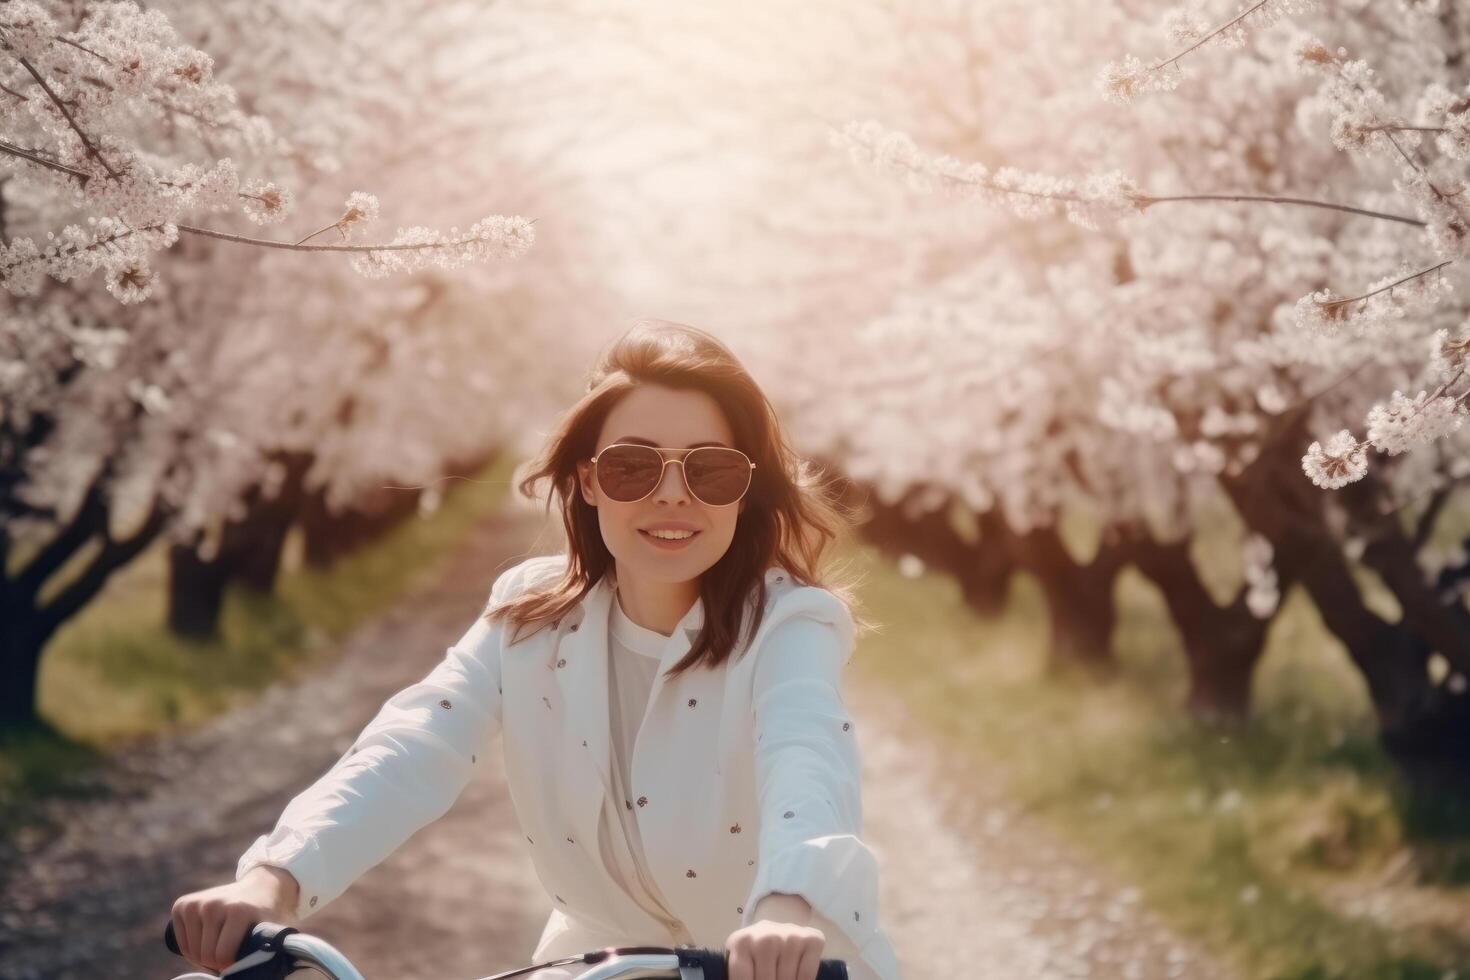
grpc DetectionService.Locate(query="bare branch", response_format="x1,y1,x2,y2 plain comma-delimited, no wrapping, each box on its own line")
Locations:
1319,260,1455,314
177,219,537,253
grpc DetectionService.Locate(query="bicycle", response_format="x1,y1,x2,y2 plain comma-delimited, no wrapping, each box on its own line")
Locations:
162,919,851,980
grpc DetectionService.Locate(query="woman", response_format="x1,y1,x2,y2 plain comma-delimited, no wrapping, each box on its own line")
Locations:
169,319,902,980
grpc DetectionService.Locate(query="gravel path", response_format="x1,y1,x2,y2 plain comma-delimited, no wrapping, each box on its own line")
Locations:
0,509,1238,979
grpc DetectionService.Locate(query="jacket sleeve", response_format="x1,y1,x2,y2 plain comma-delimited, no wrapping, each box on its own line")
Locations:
739,589,887,960
234,558,532,920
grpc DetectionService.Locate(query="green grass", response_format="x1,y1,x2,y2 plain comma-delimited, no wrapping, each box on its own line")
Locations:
846,528,1470,980
0,454,518,816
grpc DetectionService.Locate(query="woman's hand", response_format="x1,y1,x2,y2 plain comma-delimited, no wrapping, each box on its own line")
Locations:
725,892,826,980
170,865,299,974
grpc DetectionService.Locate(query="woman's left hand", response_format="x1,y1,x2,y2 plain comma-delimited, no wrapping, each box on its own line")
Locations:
725,893,826,980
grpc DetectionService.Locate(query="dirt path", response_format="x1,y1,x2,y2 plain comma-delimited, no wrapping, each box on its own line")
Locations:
850,679,1237,980
0,510,1237,979
0,509,555,980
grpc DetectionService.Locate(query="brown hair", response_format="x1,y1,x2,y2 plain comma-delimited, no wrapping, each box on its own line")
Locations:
485,318,867,678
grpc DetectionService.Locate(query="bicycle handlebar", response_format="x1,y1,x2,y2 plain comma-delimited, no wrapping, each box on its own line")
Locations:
163,918,850,980
165,919,365,979
672,943,849,980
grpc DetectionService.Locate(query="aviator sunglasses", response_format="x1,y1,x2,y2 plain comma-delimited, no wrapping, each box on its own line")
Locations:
590,443,756,507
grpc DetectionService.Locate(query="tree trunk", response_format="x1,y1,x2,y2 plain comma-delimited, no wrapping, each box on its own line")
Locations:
163,453,314,637
165,541,230,640
1224,462,1417,715
966,509,1017,615
299,487,339,570
1221,430,1470,795
1125,529,1276,721
1336,469,1470,678
1039,570,1118,673
233,452,312,593
991,522,1123,673
233,515,292,593
352,484,424,544
0,478,165,730
840,475,1116,669
857,489,1016,615
299,483,425,571
0,610,44,729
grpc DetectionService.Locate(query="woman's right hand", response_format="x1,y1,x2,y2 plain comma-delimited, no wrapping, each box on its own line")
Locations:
170,865,300,974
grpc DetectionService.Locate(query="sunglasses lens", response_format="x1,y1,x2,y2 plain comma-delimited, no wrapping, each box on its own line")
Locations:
685,447,752,506
597,444,664,501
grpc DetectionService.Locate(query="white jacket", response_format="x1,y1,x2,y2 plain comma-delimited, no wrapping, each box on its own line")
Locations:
237,554,902,980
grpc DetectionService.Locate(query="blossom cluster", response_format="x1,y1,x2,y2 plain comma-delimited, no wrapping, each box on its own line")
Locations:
348,216,537,280
1,219,180,303
1290,263,1455,339
1301,429,1368,490
833,119,1147,231
1365,389,1467,456
1418,82,1470,162
1099,0,1318,106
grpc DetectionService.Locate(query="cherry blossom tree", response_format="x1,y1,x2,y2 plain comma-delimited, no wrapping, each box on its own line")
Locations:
816,0,1470,781
0,0,581,726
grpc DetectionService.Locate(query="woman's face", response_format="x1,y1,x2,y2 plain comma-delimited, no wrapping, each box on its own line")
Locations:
576,384,747,586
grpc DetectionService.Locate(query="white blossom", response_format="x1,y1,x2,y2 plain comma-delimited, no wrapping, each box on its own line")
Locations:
1365,389,1466,455
338,191,381,239
1096,54,1183,106
239,179,293,226
1301,430,1368,489
106,262,157,305
1428,323,1470,382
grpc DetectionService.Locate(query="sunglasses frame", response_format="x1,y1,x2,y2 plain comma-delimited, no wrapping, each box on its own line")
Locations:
590,443,756,507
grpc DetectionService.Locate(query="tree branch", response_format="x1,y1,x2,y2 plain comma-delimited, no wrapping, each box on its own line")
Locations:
1141,193,1425,227
1,32,121,178
14,474,107,602
1320,259,1455,313
0,137,91,182
39,498,166,633
882,151,1426,227
177,220,536,253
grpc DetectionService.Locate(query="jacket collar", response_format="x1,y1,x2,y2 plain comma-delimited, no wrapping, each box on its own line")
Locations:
550,565,789,811
551,568,705,804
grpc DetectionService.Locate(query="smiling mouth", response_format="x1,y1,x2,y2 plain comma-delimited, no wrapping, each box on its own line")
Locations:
639,528,701,545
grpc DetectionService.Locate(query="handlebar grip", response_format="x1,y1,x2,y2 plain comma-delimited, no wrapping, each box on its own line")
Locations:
164,918,299,976
677,945,848,980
